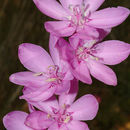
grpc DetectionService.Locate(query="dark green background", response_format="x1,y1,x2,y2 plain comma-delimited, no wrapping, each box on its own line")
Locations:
0,0,130,129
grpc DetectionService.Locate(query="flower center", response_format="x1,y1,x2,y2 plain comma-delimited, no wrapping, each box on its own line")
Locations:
48,104,73,127
34,65,64,85
76,40,99,62
68,3,91,27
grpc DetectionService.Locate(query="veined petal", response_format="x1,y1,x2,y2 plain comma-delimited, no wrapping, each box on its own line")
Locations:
87,59,117,86
20,86,56,102
97,28,111,41
94,40,130,65
18,43,54,72
55,80,71,95
71,61,92,84
66,121,89,130
3,111,31,130
45,21,76,37
25,111,53,129
48,122,59,130
56,37,73,61
49,35,60,65
88,7,130,28
69,34,81,50
63,71,74,81
59,79,78,107
9,71,48,87
33,0,69,20
69,27,99,50
84,0,105,12
33,96,59,114
68,94,98,121
60,0,83,10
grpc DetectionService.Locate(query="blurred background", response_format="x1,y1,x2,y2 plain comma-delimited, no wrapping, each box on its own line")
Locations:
0,0,130,129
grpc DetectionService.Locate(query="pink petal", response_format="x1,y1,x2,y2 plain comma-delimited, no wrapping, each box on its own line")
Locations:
84,0,105,12
68,94,99,121
87,59,117,86
59,79,78,107
69,27,99,49
33,96,59,114
20,86,56,102
25,111,53,129
66,121,89,130
88,7,130,28
3,111,31,130
49,35,60,65
18,43,54,72
63,71,74,81
28,104,35,113
96,28,111,41
55,80,71,95
56,37,75,61
94,40,130,65
33,0,69,20
48,122,59,130
60,0,82,9
45,21,76,37
59,60,74,81
9,71,48,87
71,61,92,84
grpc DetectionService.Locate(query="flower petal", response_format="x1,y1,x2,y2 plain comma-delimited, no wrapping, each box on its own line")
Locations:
96,28,111,41
59,79,78,107
49,35,60,65
18,43,54,72
60,0,82,9
33,0,69,20
94,40,130,65
69,27,99,50
33,96,59,114
71,61,92,84
68,94,98,121
25,111,53,129
87,59,117,86
48,122,59,130
55,80,71,95
88,7,130,28
66,121,89,130
84,0,105,12
20,86,56,102
9,71,48,87
45,21,76,37
3,111,31,130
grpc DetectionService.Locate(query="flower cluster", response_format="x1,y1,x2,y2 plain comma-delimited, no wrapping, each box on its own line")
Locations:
3,0,130,130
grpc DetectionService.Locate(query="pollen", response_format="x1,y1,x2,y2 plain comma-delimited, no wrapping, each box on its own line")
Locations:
64,116,71,123
47,114,51,118
46,78,57,82
33,72,43,76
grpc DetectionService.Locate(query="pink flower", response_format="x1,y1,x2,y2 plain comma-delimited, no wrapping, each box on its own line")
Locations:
3,81,99,130
3,111,32,130
55,36,130,86
33,0,130,37
9,36,73,102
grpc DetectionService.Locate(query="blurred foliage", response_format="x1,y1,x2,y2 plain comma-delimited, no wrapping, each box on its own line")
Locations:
0,0,130,129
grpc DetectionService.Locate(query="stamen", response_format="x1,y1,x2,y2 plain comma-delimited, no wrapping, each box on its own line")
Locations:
84,40,97,48
47,114,51,118
33,72,44,76
45,78,58,82
64,116,71,123
62,104,66,109
68,3,91,27
69,5,73,12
